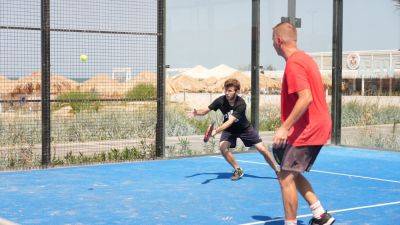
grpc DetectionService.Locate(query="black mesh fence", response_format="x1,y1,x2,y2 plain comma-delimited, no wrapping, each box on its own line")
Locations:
0,0,160,169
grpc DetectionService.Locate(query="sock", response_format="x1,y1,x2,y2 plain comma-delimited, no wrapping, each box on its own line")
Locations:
310,200,325,219
284,220,297,225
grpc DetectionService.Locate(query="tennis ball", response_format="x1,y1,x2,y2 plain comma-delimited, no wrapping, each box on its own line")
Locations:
80,54,88,63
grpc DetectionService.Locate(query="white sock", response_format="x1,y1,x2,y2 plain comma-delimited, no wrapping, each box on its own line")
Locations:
284,220,297,225
310,200,325,219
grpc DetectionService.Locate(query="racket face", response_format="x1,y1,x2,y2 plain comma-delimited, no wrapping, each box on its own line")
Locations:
203,122,215,142
271,145,284,165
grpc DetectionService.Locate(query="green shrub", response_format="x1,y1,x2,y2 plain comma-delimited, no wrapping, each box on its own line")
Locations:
125,84,156,101
342,101,400,127
51,147,148,166
259,106,281,131
56,91,100,113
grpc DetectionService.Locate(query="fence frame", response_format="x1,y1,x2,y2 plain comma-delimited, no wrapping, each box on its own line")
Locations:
1,0,346,167
331,0,343,144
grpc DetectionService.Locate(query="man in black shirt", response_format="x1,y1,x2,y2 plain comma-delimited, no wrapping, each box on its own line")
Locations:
191,78,278,180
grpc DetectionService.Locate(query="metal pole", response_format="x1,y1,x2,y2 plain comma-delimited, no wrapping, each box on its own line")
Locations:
251,0,260,131
156,0,166,158
288,0,296,23
282,0,301,28
331,0,343,145
41,0,51,165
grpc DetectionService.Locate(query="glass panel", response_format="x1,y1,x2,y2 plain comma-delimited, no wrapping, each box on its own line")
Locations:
260,0,332,146
166,0,252,157
341,0,400,150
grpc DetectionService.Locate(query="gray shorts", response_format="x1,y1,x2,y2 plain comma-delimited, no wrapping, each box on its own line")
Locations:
272,144,322,173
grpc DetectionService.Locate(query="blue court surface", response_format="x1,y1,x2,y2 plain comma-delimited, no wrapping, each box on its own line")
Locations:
0,146,399,225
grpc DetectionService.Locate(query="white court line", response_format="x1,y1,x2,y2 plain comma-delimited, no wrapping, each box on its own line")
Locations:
210,156,400,184
239,200,400,225
0,217,18,225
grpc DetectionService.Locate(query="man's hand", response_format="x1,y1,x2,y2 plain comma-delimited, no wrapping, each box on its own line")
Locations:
273,126,289,148
274,165,281,177
187,108,197,117
211,129,217,137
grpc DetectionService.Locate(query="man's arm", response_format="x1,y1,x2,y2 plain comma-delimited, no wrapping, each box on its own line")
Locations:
212,115,236,136
273,89,313,145
191,108,211,116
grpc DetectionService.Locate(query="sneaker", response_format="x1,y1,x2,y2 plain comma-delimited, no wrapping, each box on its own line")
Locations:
231,168,244,181
309,211,335,225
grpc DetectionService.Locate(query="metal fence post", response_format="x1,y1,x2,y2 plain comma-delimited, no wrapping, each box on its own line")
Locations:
156,0,166,158
251,0,260,131
331,0,343,145
41,0,51,165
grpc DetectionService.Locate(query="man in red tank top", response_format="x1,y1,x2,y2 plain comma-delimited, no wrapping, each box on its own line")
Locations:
271,22,335,225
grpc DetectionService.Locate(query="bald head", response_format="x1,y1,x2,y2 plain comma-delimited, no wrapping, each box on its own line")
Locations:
273,22,297,43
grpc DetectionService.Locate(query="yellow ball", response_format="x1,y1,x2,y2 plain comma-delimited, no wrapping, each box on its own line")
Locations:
80,54,88,63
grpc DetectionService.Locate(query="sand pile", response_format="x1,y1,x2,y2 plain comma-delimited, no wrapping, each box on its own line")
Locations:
11,72,78,95
165,78,176,95
0,76,17,94
203,64,237,78
203,76,218,86
259,75,281,89
79,74,123,97
181,65,209,79
210,71,251,93
170,75,206,92
123,71,157,93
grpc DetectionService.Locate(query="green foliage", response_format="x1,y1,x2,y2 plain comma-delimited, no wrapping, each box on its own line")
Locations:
2,99,400,169
55,147,147,165
342,101,400,126
1,146,151,169
55,91,100,113
125,84,156,101
177,137,192,156
259,106,281,131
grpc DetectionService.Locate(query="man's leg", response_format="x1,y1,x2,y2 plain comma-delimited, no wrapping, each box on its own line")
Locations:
291,145,335,225
254,142,279,173
219,141,240,170
295,173,318,205
296,174,336,225
278,170,299,221
219,141,244,181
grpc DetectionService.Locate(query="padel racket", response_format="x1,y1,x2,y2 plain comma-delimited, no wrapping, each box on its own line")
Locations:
203,122,215,143
270,144,284,166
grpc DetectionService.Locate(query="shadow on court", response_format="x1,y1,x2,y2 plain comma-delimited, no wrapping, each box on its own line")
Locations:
186,172,276,184
251,215,306,225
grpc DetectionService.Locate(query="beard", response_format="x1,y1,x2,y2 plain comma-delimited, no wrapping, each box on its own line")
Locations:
226,93,236,101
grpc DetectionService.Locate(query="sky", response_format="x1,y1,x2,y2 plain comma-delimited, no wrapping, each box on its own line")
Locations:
167,0,400,70
0,0,399,78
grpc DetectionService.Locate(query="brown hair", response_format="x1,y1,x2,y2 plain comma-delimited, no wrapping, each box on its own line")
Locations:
224,78,240,91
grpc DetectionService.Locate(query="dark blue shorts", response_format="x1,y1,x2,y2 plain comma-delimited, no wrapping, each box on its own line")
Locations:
220,126,262,148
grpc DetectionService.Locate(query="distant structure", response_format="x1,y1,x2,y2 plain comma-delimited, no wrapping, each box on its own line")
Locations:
260,50,400,96
309,50,400,95
112,67,133,82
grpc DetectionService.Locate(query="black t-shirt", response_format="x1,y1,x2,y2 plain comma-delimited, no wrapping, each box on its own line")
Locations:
208,95,251,133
